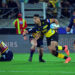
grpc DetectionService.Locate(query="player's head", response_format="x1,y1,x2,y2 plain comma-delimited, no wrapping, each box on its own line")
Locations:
73,9,75,16
18,13,22,18
33,14,41,24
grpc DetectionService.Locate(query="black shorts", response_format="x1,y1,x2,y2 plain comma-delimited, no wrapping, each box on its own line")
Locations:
37,38,43,47
0,50,13,61
46,32,58,46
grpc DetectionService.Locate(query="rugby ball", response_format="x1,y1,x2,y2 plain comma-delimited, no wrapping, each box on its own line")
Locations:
50,23,59,29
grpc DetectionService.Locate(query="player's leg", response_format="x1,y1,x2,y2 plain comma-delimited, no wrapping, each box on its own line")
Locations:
56,45,69,56
54,33,69,56
37,47,45,62
47,33,71,63
37,38,45,62
48,41,71,63
29,39,37,62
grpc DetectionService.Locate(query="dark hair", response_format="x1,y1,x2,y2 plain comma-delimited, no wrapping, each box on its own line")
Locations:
34,14,40,17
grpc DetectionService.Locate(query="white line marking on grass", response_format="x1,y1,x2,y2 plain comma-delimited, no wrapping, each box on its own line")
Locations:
0,71,75,74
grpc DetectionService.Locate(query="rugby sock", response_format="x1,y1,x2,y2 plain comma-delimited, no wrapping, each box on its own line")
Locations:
39,50,43,60
52,51,68,59
30,49,35,58
56,46,65,51
57,53,68,59
39,55,42,60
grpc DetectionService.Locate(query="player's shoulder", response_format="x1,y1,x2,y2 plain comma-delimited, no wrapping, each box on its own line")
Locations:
41,19,49,24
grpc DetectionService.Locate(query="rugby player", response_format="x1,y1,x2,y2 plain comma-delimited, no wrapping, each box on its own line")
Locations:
25,14,71,63
66,9,75,33
0,41,13,61
23,23,45,62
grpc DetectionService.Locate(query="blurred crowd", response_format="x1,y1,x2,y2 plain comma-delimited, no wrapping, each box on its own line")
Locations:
0,0,75,19
0,0,19,18
46,0,75,18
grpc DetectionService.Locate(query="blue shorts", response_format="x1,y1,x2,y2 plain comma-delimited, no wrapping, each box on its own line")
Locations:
0,50,13,61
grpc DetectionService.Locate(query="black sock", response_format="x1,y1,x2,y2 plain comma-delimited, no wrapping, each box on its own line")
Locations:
63,47,65,50
30,49,35,58
39,55,42,60
64,56,68,59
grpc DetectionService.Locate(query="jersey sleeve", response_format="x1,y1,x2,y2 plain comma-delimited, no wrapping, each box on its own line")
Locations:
46,19,52,24
68,17,73,28
28,27,37,34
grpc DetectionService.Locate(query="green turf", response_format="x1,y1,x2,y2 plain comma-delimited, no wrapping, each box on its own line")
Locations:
0,53,75,75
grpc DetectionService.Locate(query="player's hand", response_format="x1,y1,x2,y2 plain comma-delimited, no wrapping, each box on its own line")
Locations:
23,36,27,40
23,30,28,35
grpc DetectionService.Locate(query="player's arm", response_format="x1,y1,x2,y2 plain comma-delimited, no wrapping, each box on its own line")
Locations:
23,27,36,40
47,19,59,24
47,19,60,29
66,18,73,32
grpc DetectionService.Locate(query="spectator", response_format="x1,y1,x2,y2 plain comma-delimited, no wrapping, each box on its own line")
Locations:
13,13,27,35
46,0,58,18
61,0,71,18
1,0,8,18
2,0,7,8
66,9,75,34
7,0,19,18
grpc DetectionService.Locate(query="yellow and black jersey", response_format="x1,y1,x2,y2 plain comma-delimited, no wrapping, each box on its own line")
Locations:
28,19,57,38
36,19,56,38
28,27,44,39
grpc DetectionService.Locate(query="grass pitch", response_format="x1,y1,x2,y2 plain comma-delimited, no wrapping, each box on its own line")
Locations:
0,53,75,75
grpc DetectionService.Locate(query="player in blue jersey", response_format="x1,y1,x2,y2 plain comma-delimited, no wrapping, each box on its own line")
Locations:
66,9,75,33
23,25,45,62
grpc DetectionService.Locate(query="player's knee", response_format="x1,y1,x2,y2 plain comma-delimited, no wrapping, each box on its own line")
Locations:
31,40,37,47
48,45,55,51
51,41,58,46
51,50,58,57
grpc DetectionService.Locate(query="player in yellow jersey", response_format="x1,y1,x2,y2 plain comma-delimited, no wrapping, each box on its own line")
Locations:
29,14,71,63
0,41,13,61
